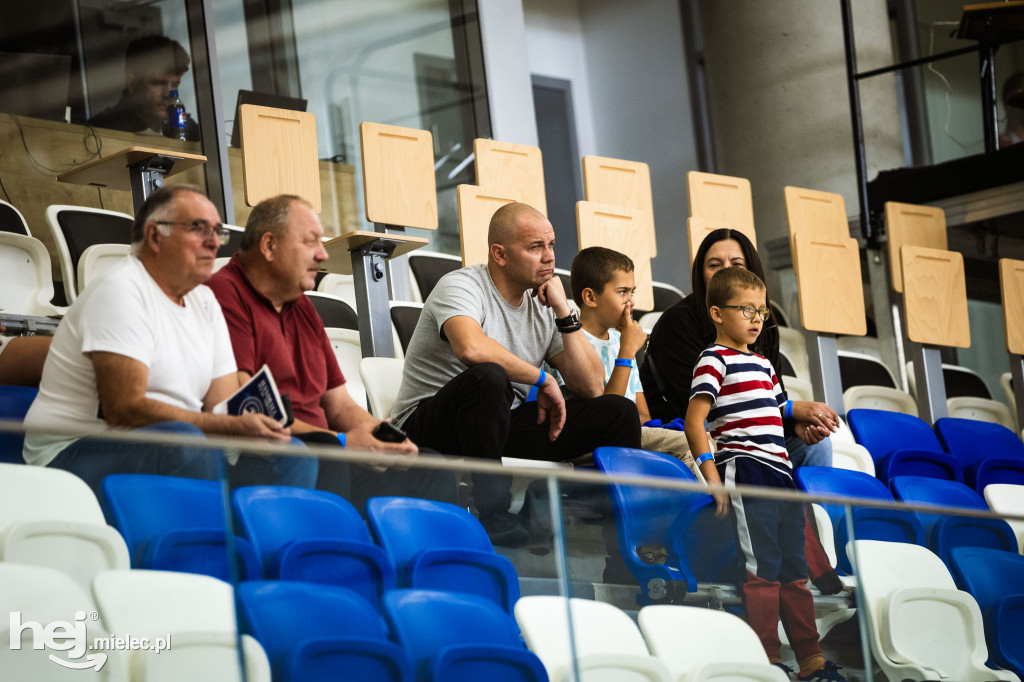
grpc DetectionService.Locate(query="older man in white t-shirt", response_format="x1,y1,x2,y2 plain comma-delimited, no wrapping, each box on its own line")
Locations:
23,185,315,493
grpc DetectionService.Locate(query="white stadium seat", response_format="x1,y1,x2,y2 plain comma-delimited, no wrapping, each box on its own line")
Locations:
359,356,405,419
516,596,673,682
92,570,270,682
850,539,1018,682
0,463,129,594
638,604,788,682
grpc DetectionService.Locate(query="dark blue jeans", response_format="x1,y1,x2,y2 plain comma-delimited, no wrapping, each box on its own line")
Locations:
48,421,317,496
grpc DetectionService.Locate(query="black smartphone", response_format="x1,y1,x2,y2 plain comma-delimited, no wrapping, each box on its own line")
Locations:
372,421,407,443
281,394,295,428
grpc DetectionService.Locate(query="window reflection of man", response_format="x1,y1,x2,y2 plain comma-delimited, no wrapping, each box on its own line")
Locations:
90,35,199,142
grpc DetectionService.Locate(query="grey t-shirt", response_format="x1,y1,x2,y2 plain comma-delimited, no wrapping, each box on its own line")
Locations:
392,264,565,426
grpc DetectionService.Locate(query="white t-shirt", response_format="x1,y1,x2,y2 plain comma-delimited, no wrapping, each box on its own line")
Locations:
583,328,644,402
545,328,643,402
23,256,236,466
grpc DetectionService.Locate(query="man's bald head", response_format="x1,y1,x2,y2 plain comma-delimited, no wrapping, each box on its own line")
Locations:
488,202,547,249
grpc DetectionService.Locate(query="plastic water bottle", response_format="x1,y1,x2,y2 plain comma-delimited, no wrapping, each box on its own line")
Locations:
168,90,187,141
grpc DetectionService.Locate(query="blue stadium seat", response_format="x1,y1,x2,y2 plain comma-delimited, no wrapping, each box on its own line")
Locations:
365,497,519,614
239,581,412,682
934,417,1024,491
101,474,259,581
949,547,1024,678
593,447,736,603
383,589,547,682
929,515,1018,566
889,475,988,529
795,466,892,525
797,467,925,573
847,408,962,484
233,486,395,606
888,475,1014,564
0,385,36,463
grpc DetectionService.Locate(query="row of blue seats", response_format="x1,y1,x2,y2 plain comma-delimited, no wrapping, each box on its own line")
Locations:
593,446,1024,677
798,467,1018,571
847,408,1024,490
594,446,1021,604
948,547,1024,678
241,583,544,682
100,475,520,614
7,385,1021,614
222,547,1024,682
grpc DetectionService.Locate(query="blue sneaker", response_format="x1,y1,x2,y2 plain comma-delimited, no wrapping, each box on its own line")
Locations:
797,661,847,682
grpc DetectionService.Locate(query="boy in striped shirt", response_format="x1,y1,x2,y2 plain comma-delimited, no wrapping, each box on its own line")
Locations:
683,267,845,682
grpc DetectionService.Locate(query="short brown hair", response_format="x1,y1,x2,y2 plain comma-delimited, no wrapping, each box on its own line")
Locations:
706,267,765,309
570,247,634,305
240,194,309,250
125,35,190,79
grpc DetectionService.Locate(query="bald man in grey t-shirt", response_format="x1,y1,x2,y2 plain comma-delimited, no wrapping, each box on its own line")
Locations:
393,202,641,547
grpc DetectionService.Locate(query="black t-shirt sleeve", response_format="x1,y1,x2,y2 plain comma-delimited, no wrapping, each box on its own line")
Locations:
639,295,712,421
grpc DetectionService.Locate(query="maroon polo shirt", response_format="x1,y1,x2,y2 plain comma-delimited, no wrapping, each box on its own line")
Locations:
207,255,345,429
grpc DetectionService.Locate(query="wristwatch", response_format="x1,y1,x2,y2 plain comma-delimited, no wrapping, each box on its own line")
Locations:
555,310,582,333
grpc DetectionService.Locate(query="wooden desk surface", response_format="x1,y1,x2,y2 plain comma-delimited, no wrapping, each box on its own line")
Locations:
324,231,427,275
0,116,358,283
57,146,207,191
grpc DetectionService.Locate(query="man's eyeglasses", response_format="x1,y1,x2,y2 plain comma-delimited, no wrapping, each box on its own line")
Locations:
156,220,231,246
719,304,771,321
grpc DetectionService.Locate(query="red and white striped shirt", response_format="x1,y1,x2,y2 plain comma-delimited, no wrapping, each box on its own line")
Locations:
690,344,791,479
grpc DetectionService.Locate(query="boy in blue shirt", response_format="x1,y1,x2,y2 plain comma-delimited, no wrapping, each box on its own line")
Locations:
569,247,700,478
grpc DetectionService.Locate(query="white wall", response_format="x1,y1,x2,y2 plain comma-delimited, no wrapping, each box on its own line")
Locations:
522,0,596,157
521,0,698,290
478,0,538,147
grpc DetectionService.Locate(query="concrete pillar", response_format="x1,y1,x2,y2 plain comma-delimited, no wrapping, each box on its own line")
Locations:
699,0,905,308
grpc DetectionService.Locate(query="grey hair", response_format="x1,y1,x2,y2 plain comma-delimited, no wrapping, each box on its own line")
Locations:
130,184,204,255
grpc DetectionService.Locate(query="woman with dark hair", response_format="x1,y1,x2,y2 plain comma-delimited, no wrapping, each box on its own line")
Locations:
639,227,843,593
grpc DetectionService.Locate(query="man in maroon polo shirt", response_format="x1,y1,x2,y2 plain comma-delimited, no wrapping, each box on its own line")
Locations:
207,194,456,510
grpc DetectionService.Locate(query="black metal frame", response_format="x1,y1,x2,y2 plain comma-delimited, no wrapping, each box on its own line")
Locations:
185,0,234,224
840,0,1023,245
242,0,302,98
679,0,715,172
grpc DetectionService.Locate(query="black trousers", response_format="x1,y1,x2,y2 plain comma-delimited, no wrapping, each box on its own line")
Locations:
400,362,641,515
299,431,458,515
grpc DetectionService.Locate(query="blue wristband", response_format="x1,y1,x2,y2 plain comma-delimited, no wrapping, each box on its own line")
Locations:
534,370,547,388
695,452,714,466
336,432,346,448
614,358,634,368
784,400,793,419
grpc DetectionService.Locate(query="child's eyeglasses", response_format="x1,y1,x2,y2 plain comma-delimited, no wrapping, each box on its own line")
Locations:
719,304,771,321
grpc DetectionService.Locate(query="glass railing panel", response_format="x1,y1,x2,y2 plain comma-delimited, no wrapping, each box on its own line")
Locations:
8,420,1024,681
846,485,1024,682
0,424,247,679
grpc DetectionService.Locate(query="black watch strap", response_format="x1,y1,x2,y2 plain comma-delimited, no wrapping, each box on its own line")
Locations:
555,310,582,333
